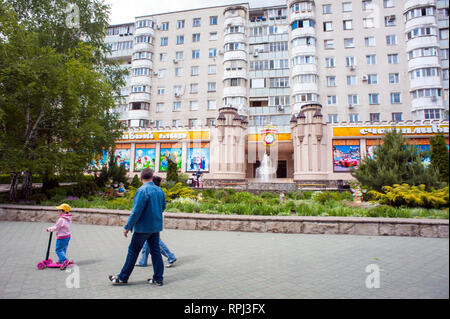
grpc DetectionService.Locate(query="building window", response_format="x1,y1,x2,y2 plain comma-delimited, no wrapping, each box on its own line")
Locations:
342,2,352,12
327,95,337,105
347,75,357,86
207,118,216,126
384,15,396,26
392,112,402,122
174,67,183,77
208,64,216,74
155,120,163,128
345,56,355,67
325,57,335,67
173,102,181,112
366,55,376,65
161,22,169,31
192,50,200,59
344,38,354,48
207,100,216,110
326,76,336,87
440,29,449,40
172,119,181,127
157,69,166,78
189,101,198,111
362,1,373,11
132,67,150,76
177,20,185,29
369,93,380,104
193,18,201,27
156,103,164,113
323,21,333,31
322,4,332,14
424,109,441,120
175,51,184,61
388,54,399,64
367,74,378,84
208,48,217,58
189,119,199,127
209,32,218,41
159,53,167,62
192,33,200,42
160,37,168,46
349,113,359,123
343,20,353,30
207,82,216,92
348,94,358,105
370,113,380,122
328,114,338,123
176,35,184,45
210,16,218,25
383,0,394,8
386,35,397,45
390,93,401,104
157,87,165,95
190,83,198,93
129,102,149,110
324,39,334,49
365,36,375,47
190,66,199,76
363,18,374,28
269,77,289,88
389,73,399,83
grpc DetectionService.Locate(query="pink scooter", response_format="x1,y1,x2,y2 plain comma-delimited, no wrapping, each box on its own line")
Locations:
37,232,73,270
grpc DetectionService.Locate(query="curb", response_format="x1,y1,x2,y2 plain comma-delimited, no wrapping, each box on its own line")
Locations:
0,204,448,238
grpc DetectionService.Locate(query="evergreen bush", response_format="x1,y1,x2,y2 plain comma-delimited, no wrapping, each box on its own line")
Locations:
352,130,441,191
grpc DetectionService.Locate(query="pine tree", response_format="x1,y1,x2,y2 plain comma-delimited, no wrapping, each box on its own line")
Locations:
130,174,142,188
166,157,179,183
352,130,441,191
430,133,449,184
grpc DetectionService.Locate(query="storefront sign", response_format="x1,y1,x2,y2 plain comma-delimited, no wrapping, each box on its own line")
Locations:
333,124,449,138
120,130,210,141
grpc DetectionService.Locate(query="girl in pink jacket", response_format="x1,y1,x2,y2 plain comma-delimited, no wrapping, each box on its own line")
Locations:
46,203,73,269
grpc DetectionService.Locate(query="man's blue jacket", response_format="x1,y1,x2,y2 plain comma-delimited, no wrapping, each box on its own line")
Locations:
124,181,166,233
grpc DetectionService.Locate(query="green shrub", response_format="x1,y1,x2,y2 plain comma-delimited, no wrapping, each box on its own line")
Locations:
130,174,142,188
162,182,195,202
369,184,449,209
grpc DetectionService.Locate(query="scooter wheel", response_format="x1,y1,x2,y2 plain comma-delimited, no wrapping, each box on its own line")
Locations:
37,262,46,270
47,259,53,264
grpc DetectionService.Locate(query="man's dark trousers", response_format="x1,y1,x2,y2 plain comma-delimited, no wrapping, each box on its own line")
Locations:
118,232,164,283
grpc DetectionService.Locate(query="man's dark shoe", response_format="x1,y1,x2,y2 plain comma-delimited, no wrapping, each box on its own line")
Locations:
147,278,163,286
109,275,127,285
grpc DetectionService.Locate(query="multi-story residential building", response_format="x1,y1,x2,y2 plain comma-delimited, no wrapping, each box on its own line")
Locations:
104,1,448,187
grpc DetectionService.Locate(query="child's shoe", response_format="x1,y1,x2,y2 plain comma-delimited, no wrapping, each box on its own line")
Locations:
60,259,70,270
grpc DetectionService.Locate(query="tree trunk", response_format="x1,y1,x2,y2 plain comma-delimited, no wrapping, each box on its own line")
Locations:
22,170,33,200
9,172,19,202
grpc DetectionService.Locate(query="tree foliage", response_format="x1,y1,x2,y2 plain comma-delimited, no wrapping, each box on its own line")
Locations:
430,133,449,184
166,157,179,183
0,0,126,201
351,130,441,192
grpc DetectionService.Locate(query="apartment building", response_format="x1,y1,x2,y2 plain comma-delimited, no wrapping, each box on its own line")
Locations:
104,1,449,186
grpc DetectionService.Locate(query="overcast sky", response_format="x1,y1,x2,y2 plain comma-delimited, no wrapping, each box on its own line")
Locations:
104,0,285,25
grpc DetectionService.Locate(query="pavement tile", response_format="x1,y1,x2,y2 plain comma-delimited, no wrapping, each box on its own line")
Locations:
0,221,448,299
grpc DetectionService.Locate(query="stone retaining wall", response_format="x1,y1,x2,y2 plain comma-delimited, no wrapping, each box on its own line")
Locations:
0,204,448,238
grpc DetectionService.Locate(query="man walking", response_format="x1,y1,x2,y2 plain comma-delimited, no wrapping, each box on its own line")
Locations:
109,168,165,286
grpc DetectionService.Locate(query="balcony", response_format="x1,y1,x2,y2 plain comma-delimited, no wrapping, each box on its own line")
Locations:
408,55,440,70
224,50,247,62
405,16,437,31
223,86,247,97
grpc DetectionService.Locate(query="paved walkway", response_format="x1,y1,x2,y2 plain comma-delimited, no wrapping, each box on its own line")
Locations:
0,221,448,299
